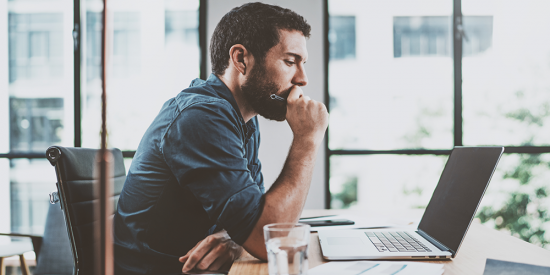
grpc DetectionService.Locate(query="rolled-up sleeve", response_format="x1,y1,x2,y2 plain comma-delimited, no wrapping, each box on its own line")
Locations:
161,99,263,245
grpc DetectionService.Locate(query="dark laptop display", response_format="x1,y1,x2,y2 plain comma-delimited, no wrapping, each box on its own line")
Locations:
418,147,504,255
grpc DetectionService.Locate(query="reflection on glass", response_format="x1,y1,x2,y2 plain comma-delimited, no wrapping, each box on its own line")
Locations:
81,0,200,150
394,16,450,57
329,16,355,60
4,0,73,236
330,155,447,210
7,1,73,153
112,12,140,78
10,159,57,234
462,0,550,146
328,0,453,150
9,13,64,82
477,153,550,249
10,98,64,152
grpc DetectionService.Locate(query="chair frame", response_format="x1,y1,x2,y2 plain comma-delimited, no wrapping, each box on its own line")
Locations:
46,146,80,275
0,233,39,275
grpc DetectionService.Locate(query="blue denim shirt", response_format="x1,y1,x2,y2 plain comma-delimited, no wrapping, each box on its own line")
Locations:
114,74,265,274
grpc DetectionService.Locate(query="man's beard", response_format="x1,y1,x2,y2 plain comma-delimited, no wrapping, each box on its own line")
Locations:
241,62,289,121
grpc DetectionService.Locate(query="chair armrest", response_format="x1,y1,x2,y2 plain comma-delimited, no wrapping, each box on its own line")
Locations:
0,233,43,260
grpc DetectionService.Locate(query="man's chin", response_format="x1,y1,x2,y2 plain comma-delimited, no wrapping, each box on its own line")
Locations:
258,112,287,122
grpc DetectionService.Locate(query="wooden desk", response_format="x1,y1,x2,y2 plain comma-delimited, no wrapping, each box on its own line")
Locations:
229,210,550,275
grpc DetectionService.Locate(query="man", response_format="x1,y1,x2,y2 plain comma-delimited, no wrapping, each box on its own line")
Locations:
114,2,328,274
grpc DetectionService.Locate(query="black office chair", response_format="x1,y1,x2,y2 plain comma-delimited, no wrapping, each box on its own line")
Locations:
46,146,126,275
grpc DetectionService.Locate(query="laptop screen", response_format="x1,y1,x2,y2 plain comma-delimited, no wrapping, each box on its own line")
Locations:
418,147,503,253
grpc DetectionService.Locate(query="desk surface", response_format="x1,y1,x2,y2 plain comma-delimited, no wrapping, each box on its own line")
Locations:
229,209,550,275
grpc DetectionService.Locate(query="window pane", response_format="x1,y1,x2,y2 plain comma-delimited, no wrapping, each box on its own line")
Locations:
462,0,550,146
2,0,73,237
9,159,57,234
330,155,447,210
82,0,200,150
477,153,550,248
5,0,74,154
328,0,453,151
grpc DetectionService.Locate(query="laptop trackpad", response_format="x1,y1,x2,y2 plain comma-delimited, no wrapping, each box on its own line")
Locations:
328,237,362,245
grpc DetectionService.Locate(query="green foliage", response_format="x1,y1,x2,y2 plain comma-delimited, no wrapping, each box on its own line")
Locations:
503,154,543,185
331,176,358,209
477,98,550,249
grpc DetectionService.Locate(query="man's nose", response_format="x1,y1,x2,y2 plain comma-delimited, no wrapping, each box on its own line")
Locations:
293,66,308,87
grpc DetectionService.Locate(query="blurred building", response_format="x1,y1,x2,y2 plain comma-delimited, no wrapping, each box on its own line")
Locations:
2,0,199,235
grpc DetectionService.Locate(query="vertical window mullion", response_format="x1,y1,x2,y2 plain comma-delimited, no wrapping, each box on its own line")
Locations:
323,0,331,209
453,0,463,147
199,0,207,80
73,0,81,147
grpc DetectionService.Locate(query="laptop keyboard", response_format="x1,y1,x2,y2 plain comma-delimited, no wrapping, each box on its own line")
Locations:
365,231,432,253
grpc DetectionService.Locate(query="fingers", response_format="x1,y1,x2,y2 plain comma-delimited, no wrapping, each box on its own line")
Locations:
287,85,303,102
179,239,202,263
207,253,232,271
182,237,216,272
180,231,240,273
179,254,189,263
196,246,231,270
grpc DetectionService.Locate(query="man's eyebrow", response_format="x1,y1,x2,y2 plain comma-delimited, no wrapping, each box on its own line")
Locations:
284,52,307,63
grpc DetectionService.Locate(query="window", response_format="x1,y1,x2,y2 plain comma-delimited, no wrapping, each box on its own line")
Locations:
328,0,550,249
393,16,492,58
81,0,201,151
112,12,140,78
1,0,201,236
8,13,64,82
10,98,64,152
393,16,450,57
3,0,73,235
329,16,356,60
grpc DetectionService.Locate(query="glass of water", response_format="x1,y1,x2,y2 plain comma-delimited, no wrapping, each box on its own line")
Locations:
264,223,310,275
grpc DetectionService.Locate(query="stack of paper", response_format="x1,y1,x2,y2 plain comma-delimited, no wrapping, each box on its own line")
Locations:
308,261,444,275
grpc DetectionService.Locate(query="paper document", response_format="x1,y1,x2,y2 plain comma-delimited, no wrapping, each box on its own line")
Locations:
308,261,444,275
299,214,396,232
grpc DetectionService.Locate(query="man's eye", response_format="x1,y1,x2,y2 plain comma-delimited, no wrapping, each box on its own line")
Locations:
285,60,295,65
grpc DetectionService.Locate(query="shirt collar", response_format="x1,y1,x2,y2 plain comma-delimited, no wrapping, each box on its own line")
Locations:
194,74,257,138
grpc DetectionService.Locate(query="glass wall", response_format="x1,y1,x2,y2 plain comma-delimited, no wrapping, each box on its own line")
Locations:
328,0,453,151
82,0,200,151
328,0,550,249
3,0,74,235
1,0,200,238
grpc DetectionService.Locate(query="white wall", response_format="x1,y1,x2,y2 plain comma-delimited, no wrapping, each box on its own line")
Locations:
207,0,326,209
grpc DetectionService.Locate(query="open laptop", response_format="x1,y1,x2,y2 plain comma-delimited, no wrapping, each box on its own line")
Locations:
318,146,504,260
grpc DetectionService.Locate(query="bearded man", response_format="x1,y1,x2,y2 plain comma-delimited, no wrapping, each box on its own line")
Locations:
114,2,328,274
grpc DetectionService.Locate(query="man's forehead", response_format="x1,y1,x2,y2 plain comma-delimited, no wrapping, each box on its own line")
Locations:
274,29,308,61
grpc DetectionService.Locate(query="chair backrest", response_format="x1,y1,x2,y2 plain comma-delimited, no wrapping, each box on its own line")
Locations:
33,203,74,275
46,146,126,275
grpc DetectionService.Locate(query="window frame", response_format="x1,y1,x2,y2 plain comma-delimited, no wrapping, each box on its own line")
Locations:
0,0,206,161
3,0,550,210
323,0,550,209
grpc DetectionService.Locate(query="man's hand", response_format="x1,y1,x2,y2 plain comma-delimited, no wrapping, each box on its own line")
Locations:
286,86,329,147
179,230,243,272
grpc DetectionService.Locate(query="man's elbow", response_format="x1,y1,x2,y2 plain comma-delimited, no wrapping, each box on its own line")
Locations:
241,230,268,261
246,248,268,262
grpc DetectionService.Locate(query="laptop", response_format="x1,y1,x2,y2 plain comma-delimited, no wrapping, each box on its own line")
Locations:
318,146,504,260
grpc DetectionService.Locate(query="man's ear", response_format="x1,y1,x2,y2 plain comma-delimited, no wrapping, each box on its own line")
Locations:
229,44,252,76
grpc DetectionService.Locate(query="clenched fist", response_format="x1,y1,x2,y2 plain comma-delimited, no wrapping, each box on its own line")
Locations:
285,86,329,147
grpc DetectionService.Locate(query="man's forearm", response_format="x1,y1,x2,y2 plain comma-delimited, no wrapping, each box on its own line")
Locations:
241,138,320,260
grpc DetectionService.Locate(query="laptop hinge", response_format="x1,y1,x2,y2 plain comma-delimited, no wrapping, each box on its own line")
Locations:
417,229,455,256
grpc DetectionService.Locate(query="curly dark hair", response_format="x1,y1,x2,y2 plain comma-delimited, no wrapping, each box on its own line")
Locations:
210,2,311,76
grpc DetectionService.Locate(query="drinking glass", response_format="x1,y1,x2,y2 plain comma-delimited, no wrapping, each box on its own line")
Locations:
264,223,310,275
